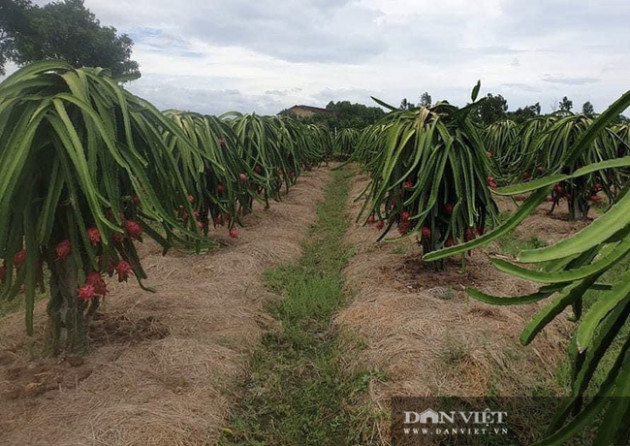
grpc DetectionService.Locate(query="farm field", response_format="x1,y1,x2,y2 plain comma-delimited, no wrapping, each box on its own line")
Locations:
0,158,621,446
0,17,630,445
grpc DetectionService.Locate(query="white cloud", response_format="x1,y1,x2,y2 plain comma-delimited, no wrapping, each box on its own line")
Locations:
10,0,630,115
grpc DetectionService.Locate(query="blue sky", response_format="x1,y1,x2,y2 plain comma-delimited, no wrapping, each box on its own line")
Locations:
24,0,630,115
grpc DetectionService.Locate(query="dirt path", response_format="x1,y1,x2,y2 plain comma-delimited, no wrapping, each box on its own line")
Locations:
336,171,580,444
0,169,330,446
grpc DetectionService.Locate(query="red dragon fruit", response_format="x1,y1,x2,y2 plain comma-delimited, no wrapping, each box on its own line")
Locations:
56,239,71,261
87,227,101,246
13,249,27,267
77,284,96,300
86,272,108,296
115,260,134,282
124,220,143,239
398,222,410,235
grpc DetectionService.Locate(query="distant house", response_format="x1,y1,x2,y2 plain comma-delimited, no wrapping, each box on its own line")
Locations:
282,105,336,119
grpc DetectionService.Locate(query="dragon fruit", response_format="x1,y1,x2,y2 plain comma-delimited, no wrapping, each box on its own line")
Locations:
56,239,71,261
87,227,101,246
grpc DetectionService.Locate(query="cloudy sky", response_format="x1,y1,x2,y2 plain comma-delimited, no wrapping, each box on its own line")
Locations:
27,0,630,115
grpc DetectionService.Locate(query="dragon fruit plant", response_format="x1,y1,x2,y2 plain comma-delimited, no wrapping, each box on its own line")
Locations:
357,83,499,269
0,61,204,354
425,90,630,445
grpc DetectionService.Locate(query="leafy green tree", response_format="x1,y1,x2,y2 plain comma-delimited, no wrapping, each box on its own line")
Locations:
419,91,432,108
287,101,385,129
507,102,541,123
559,96,574,112
0,0,31,75
327,100,386,128
0,0,139,78
582,101,595,117
476,93,508,125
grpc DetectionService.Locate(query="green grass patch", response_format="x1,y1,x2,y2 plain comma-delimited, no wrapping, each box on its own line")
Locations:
493,211,546,256
221,167,382,445
496,231,546,256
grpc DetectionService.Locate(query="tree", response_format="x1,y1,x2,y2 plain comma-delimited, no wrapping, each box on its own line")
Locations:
559,96,573,113
582,101,595,117
615,114,630,125
0,0,31,75
324,101,386,128
419,91,432,108
400,98,414,110
476,93,508,125
0,0,139,78
284,100,385,129
507,102,541,123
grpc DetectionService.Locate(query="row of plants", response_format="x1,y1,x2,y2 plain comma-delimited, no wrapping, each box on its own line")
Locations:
0,61,328,355
425,91,630,445
331,127,360,160
484,114,630,220
350,86,630,443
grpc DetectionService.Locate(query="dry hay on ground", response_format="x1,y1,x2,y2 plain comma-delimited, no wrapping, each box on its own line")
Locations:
495,195,595,245
0,168,330,446
337,172,577,444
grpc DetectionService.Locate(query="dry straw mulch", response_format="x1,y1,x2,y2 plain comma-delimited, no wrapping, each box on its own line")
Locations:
0,168,330,446
336,172,581,444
